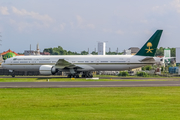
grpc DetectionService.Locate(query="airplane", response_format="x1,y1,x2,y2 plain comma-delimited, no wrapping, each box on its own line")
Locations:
1,30,163,78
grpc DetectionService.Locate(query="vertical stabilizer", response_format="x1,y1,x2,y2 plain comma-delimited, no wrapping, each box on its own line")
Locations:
136,30,163,57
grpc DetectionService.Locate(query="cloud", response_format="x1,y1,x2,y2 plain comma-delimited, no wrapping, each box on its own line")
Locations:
60,23,66,31
103,29,112,33
76,15,95,29
140,19,148,24
76,15,83,25
116,30,124,35
152,0,180,14
87,24,95,29
152,4,168,15
12,7,53,22
9,19,32,32
103,29,124,35
172,0,180,13
0,6,9,15
9,7,55,32
9,19,52,32
0,26,3,32
70,22,74,28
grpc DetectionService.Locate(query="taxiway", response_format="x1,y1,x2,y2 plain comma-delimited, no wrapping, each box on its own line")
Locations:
0,81,180,88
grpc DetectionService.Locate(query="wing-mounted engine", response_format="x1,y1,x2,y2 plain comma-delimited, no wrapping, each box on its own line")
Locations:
39,65,58,75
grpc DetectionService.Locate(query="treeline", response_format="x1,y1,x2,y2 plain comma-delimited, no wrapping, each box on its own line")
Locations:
43,46,176,56
44,46,80,55
155,47,176,57
43,46,123,55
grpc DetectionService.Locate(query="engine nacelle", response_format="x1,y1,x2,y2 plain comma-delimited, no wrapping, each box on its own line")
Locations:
39,65,57,75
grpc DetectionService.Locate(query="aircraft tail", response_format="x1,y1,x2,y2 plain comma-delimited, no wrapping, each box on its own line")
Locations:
135,30,163,57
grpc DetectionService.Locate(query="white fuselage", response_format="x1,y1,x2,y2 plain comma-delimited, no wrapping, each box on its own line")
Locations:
1,55,161,72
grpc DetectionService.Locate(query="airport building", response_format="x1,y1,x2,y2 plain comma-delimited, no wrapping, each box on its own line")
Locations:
123,47,140,55
98,42,106,55
176,48,180,65
0,49,24,62
24,44,50,55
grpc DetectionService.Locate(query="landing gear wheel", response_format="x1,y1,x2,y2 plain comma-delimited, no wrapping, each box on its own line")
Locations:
75,75,79,78
68,74,80,78
81,72,93,78
12,74,15,77
67,74,71,78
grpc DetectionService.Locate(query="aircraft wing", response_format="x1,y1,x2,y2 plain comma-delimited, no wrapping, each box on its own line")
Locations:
140,57,155,62
55,59,82,69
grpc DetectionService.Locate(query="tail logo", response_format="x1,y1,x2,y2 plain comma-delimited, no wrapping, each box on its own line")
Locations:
146,42,153,53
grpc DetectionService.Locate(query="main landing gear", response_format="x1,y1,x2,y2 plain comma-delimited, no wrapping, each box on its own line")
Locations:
81,72,93,78
67,72,93,78
67,74,79,78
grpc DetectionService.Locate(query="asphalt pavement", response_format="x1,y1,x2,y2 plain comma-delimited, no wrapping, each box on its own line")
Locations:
1,81,180,88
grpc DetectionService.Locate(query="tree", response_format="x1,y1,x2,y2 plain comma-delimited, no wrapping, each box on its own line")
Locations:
171,48,176,57
81,51,88,55
91,51,98,55
44,48,53,54
118,71,129,76
142,65,152,71
145,65,152,70
155,47,176,57
155,47,164,56
106,51,122,55
136,72,149,77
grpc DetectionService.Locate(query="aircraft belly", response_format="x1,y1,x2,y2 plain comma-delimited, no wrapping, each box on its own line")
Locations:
76,65,95,71
4,65,40,71
89,64,148,71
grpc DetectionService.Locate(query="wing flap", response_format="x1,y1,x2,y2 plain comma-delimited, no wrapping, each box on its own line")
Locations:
55,59,94,71
55,59,78,69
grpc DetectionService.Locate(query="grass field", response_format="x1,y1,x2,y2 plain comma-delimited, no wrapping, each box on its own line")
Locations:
1,87,180,120
0,77,179,82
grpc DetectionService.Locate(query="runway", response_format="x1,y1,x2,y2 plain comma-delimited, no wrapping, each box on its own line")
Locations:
0,76,178,80
1,81,180,88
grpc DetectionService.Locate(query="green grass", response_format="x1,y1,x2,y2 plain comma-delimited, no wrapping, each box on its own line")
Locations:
0,87,180,120
0,77,179,82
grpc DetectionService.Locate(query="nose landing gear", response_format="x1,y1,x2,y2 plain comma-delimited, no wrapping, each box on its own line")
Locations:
9,70,15,77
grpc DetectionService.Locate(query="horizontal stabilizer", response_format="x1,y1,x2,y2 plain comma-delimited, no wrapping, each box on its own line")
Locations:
140,57,155,62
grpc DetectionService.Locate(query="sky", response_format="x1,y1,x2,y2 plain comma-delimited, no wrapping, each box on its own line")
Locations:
0,0,180,53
